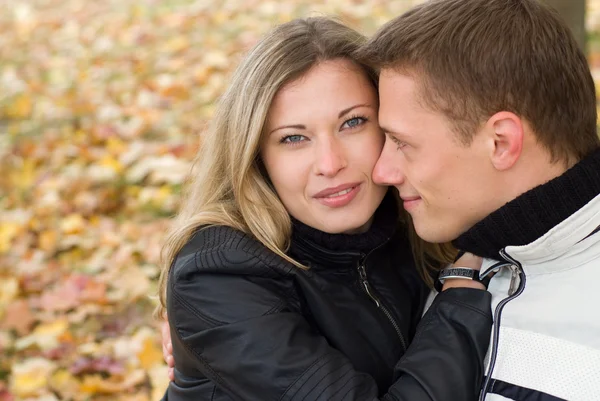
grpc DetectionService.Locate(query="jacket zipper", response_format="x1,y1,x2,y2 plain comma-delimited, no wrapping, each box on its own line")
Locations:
357,254,407,353
479,248,527,401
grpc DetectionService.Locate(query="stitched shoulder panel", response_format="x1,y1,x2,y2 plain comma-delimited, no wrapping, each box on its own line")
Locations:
172,225,296,281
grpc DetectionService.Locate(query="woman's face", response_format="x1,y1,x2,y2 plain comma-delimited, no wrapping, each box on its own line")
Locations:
261,59,387,234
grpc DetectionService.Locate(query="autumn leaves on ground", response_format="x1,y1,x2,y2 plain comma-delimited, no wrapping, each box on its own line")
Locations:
1,1,600,400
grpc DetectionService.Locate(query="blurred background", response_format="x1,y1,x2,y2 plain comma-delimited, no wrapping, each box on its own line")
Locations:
0,1,598,400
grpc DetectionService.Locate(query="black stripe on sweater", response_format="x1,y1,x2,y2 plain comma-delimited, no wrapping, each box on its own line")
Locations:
487,378,566,401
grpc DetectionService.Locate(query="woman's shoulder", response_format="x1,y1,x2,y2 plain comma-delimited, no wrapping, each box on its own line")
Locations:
171,225,295,281
182,224,258,255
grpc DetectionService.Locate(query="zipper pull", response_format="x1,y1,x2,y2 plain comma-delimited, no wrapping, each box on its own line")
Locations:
357,259,381,307
508,265,519,296
500,248,522,297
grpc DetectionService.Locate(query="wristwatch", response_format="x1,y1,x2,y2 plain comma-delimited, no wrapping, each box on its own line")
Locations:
434,267,492,292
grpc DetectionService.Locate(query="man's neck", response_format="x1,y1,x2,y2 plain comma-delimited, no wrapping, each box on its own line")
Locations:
501,147,570,206
453,148,600,259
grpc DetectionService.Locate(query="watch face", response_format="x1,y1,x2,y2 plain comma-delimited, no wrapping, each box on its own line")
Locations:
440,267,476,281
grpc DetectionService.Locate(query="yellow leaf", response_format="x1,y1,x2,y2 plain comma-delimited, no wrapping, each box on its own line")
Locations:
0,277,19,308
11,158,36,190
126,185,141,197
163,36,189,53
38,230,58,252
137,337,163,370
99,155,124,173
74,129,88,142
16,320,69,351
10,358,56,397
60,214,85,234
34,320,68,336
0,223,21,253
49,369,81,399
89,215,101,226
80,370,145,394
156,185,173,203
107,136,126,156
5,94,32,119
12,370,47,396
212,11,229,25
193,66,211,85
160,84,190,100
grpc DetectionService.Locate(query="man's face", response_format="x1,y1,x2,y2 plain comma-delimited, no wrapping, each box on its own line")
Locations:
373,69,504,243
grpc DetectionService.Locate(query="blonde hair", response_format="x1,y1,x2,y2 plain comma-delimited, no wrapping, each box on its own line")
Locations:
157,17,454,316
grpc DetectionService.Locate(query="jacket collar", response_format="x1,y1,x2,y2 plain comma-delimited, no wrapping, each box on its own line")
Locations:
503,193,600,273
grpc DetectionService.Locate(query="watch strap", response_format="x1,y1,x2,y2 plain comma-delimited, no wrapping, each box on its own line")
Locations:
434,266,491,292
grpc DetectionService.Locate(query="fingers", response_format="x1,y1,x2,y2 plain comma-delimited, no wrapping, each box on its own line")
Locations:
161,319,175,374
161,318,175,381
161,319,171,342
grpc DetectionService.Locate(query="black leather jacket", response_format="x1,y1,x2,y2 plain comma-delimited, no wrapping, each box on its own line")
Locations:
164,215,492,400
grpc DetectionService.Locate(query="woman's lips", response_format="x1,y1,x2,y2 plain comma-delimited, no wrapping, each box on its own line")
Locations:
314,184,361,208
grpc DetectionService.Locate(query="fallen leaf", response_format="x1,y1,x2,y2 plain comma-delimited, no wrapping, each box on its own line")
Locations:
137,337,163,370
0,300,35,335
10,358,56,398
15,320,69,351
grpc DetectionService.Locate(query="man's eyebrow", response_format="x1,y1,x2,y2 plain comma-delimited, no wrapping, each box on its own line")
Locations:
380,125,400,135
338,104,373,118
268,124,305,135
381,128,411,141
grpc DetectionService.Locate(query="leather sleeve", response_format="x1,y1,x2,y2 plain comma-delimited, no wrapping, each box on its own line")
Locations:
165,253,491,401
387,288,492,400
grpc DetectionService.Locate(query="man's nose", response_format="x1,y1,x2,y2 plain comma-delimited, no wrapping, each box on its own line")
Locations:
372,139,405,186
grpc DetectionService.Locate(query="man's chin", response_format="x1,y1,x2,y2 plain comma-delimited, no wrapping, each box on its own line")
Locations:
413,222,463,243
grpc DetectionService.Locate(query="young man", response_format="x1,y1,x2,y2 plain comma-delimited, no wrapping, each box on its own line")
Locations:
364,0,600,400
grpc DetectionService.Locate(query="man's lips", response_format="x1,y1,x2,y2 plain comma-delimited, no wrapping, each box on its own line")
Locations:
401,196,421,202
401,195,422,210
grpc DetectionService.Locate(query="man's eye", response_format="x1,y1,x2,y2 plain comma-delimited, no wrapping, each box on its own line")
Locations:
390,136,407,149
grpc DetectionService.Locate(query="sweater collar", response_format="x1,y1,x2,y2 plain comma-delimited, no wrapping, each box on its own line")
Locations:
453,148,600,259
289,191,399,267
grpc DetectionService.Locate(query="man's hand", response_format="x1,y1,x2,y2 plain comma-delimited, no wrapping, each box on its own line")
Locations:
161,317,175,381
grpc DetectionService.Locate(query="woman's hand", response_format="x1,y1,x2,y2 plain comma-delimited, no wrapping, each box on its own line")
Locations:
161,317,175,381
442,252,485,291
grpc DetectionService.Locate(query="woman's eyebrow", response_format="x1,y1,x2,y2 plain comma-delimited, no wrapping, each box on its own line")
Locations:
269,124,306,135
338,103,372,118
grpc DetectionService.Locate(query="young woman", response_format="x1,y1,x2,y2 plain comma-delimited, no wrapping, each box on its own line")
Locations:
157,17,492,401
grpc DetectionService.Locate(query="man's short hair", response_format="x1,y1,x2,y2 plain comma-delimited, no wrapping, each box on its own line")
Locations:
360,0,600,163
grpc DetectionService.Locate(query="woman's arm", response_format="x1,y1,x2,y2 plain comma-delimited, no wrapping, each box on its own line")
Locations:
164,261,491,401
389,288,491,399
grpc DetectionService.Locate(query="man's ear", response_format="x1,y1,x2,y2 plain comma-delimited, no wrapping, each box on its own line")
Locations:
485,111,524,171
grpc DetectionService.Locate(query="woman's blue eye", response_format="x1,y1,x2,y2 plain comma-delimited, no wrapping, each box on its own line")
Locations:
342,116,367,129
281,135,305,144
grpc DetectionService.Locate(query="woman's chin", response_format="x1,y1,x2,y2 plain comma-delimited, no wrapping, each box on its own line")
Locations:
317,216,374,235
